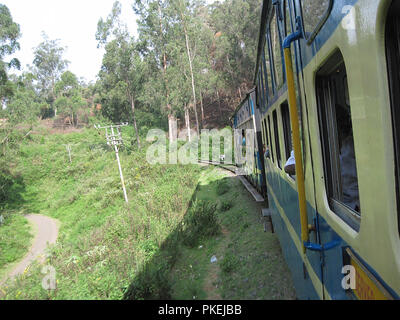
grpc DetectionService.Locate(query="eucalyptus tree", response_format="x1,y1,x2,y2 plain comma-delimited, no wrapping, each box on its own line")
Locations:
54,71,85,125
0,4,21,101
32,33,69,116
208,0,261,102
96,1,144,148
133,0,179,141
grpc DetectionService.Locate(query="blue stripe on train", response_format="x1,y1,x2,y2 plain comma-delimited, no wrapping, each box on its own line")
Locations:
266,159,399,299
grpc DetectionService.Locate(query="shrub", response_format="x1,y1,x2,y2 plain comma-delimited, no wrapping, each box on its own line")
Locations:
181,200,221,248
220,252,240,274
123,260,172,300
216,180,229,196
219,200,233,212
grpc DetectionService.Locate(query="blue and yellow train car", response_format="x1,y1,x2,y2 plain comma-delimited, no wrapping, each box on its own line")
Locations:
232,89,267,196
251,0,400,299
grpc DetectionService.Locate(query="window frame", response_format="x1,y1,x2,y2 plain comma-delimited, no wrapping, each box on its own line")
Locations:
299,0,334,45
268,7,284,92
316,51,361,231
272,109,282,169
281,102,292,161
268,115,275,163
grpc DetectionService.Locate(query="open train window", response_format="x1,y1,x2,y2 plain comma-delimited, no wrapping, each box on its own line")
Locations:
257,72,262,108
281,102,292,161
300,0,333,44
269,9,284,92
260,64,267,109
262,44,272,102
316,51,361,230
272,110,282,169
284,0,292,36
386,1,400,236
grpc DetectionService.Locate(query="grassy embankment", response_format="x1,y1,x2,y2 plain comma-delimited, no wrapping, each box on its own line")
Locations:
0,124,296,299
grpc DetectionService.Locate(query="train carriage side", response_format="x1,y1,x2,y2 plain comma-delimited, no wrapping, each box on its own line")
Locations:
232,89,267,196
255,0,400,299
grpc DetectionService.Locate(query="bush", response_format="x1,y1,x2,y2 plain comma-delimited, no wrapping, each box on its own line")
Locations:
216,180,229,196
123,260,172,300
181,200,221,248
220,252,240,274
219,200,233,212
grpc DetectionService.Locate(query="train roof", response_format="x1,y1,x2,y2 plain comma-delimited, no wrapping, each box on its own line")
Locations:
230,87,256,122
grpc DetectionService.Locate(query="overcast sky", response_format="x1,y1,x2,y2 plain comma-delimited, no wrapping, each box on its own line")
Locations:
1,0,139,83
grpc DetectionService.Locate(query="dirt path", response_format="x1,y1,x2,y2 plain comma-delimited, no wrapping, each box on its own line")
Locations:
0,214,59,286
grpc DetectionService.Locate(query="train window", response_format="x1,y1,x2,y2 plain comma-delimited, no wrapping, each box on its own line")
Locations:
261,120,266,147
316,51,361,229
281,102,292,161
264,118,269,149
257,73,263,108
300,0,333,44
386,1,400,236
284,0,292,36
272,110,282,168
262,45,272,102
269,9,284,91
260,64,267,108
268,115,274,163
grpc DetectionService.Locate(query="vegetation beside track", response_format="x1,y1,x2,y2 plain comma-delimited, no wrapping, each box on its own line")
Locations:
0,126,295,300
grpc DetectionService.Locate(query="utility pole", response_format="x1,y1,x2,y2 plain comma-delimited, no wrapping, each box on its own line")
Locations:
94,123,129,203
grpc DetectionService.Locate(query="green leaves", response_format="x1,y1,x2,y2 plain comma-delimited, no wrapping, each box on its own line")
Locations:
0,4,20,97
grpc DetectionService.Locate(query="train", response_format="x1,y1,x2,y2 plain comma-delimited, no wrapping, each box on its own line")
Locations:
232,0,400,300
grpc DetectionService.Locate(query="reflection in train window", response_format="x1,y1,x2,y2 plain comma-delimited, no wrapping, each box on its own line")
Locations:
316,51,361,229
272,110,282,169
269,9,283,91
300,0,332,42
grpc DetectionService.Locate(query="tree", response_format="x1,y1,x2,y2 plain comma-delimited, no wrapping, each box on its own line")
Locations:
32,33,69,116
0,4,21,100
54,70,85,125
97,1,145,148
134,0,179,141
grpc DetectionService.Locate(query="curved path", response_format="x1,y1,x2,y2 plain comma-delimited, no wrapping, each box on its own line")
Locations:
1,214,59,286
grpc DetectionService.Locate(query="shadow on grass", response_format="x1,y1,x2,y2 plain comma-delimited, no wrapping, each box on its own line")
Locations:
123,176,234,300
0,168,27,211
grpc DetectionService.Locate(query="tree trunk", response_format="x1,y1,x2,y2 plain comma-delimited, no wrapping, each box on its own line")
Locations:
185,104,191,142
181,10,200,136
130,97,141,148
216,90,222,117
200,90,204,124
158,2,176,142
168,113,177,142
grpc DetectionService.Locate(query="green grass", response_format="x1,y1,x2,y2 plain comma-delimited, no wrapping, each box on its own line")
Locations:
0,124,296,300
169,168,297,300
0,213,32,271
0,126,205,299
